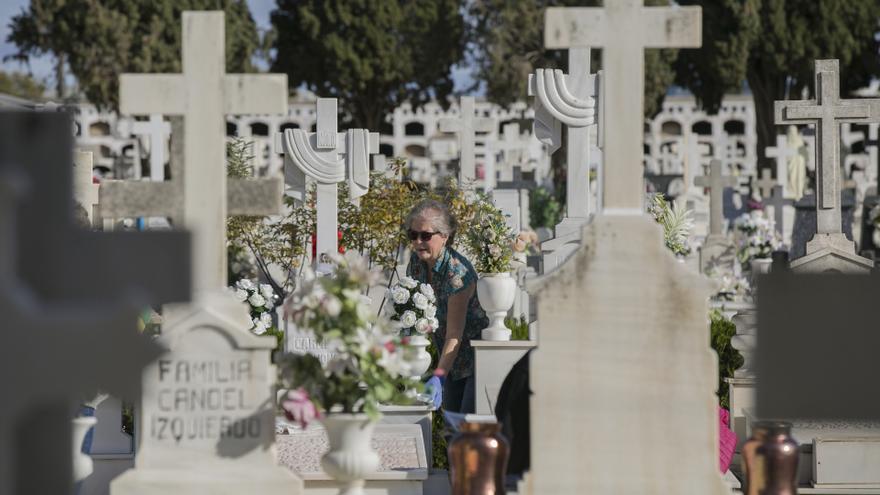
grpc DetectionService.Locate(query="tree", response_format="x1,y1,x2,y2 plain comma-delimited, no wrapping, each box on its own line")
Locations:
675,0,880,171
7,0,260,109
0,71,46,101
270,0,467,130
468,0,680,118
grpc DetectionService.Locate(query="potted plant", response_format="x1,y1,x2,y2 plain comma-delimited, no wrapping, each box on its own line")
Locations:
277,252,418,495
384,275,438,396
462,196,517,341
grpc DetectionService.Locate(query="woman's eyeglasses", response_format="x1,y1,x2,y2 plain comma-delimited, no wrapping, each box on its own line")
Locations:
408,230,441,242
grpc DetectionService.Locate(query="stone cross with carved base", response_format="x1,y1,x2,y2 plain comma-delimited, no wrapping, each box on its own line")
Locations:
439,96,495,187
695,159,737,238
765,185,793,238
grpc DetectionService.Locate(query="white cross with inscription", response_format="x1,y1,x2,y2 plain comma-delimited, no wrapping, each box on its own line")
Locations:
528,46,599,226
129,114,171,182
73,151,99,226
545,0,701,212
117,11,287,292
439,96,495,187
775,59,880,236
764,132,798,198
695,159,737,237
276,98,379,258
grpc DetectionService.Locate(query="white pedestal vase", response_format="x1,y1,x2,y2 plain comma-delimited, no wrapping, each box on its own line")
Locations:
72,415,97,482
321,414,380,495
477,272,516,341
403,334,432,380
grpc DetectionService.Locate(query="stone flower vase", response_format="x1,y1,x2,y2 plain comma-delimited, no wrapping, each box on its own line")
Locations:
72,415,97,482
403,334,432,380
741,421,799,495
449,421,510,495
321,414,380,495
477,272,516,341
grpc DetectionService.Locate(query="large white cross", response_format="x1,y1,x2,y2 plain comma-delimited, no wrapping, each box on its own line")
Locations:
528,47,598,224
73,151,99,226
439,96,495,187
276,98,379,258
545,1,701,213
775,59,880,235
695,159,736,237
129,114,171,182
117,11,287,292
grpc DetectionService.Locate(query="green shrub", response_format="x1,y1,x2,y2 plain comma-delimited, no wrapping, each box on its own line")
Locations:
710,310,743,409
529,186,562,229
505,315,529,340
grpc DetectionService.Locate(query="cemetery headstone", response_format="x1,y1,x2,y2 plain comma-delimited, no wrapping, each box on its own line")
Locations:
439,96,495,188
73,150,100,227
765,184,794,240
107,11,302,494
129,114,171,182
277,98,379,258
523,3,727,493
696,159,738,274
775,59,876,273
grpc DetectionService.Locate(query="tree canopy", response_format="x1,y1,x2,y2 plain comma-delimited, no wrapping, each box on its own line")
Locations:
468,0,679,118
675,0,880,170
7,0,260,109
0,70,46,101
270,0,467,130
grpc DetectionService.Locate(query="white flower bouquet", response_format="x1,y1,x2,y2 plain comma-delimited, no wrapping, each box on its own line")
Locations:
231,278,278,336
462,194,515,273
734,211,782,268
386,276,439,337
278,252,419,419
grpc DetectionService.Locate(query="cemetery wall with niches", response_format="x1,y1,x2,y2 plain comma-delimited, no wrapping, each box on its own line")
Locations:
71,92,758,189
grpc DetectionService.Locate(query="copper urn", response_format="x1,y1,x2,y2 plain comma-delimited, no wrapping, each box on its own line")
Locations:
741,421,799,495
448,421,509,495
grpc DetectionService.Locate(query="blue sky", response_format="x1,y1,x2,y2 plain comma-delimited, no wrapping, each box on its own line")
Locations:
0,0,476,95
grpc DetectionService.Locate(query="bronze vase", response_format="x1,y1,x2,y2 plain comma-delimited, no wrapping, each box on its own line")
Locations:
741,421,799,495
448,421,509,495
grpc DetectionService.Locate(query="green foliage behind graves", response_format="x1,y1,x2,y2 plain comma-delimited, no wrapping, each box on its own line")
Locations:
505,315,529,340
528,186,562,230
270,0,466,130
0,71,45,101
674,0,880,170
710,310,743,410
7,0,260,107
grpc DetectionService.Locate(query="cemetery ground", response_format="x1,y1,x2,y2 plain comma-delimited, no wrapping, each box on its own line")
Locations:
5,1,880,494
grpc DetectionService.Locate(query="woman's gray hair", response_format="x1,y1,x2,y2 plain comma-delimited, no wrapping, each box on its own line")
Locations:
405,199,457,241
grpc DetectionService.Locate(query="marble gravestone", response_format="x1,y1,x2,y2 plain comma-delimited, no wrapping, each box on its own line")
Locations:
129,114,171,182
790,190,857,261
109,11,302,494
522,3,727,494
0,111,190,495
439,96,495,188
73,150,100,227
696,159,738,274
775,60,877,273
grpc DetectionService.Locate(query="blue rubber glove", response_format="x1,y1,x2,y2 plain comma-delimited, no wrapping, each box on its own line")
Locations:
425,375,445,409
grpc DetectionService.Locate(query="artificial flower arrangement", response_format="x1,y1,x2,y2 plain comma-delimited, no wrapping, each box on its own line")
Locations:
461,194,516,273
277,252,419,426
733,210,782,269
386,276,439,337
647,193,694,257
231,279,278,336
512,229,539,265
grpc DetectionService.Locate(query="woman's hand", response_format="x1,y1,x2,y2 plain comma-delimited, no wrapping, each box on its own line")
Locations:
436,283,474,373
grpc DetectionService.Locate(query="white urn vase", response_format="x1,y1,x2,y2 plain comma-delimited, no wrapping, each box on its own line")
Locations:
72,415,97,482
403,334,432,380
477,272,516,341
321,414,380,495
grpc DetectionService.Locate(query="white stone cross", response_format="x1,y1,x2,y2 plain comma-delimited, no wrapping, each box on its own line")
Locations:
755,169,776,200
495,123,528,182
439,96,495,187
276,97,379,258
528,47,598,227
764,132,798,198
695,159,737,237
116,11,287,292
479,138,497,191
73,150,99,226
764,185,792,238
775,59,880,236
545,0,701,212
129,114,171,182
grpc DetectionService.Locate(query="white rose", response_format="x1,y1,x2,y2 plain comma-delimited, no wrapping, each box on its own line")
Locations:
400,310,417,328
392,286,410,305
248,293,267,308
400,276,418,289
260,283,274,299
419,283,435,300
260,312,273,326
424,304,437,318
234,288,248,302
412,292,428,310
321,295,342,317
415,318,432,334
237,279,254,290
252,318,268,335
429,317,439,330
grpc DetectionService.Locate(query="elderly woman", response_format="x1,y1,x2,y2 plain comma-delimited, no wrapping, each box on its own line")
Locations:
405,199,488,414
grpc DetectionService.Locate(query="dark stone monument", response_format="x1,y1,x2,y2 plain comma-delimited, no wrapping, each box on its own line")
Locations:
859,195,880,258
790,190,856,260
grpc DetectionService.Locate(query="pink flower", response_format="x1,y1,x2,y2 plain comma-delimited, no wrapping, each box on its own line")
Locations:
282,388,322,429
